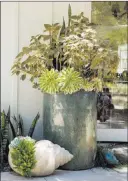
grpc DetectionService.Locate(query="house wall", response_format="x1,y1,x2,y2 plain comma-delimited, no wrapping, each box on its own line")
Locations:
1,2,91,140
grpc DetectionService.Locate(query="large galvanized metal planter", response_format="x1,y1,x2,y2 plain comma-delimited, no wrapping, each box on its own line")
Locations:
43,90,97,170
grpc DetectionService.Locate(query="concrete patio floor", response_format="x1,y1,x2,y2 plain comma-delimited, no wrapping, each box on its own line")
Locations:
1,167,127,181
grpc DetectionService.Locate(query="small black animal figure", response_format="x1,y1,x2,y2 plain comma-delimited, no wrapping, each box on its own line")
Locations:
97,88,114,122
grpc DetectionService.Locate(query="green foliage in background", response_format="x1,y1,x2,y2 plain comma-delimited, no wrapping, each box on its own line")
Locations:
95,26,127,51
11,5,121,94
104,82,128,95
10,137,36,177
105,27,127,50
92,2,127,51
92,2,127,26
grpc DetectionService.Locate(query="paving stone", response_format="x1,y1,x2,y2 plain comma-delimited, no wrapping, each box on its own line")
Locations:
44,168,127,181
91,167,115,174
1,168,127,181
1,172,46,181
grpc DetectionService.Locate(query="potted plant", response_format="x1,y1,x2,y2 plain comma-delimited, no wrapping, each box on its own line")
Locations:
11,5,119,170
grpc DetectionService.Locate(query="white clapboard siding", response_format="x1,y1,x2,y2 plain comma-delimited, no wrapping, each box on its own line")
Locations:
1,2,19,114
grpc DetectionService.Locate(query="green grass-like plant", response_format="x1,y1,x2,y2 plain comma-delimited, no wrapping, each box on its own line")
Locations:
10,137,36,177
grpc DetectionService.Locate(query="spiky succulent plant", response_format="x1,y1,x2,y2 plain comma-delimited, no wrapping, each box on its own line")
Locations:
39,69,59,94
10,137,36,177
38,68,103,94
9,136,35,149
58,68,83,94
39,68,84,94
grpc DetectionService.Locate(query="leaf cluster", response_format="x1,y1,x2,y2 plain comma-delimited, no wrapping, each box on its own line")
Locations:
10,138,36,177
11,5,120,94
92,2,127,26
39,68,102,94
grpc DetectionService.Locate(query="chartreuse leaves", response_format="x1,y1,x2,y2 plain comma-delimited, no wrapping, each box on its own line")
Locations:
10,138,36,177
39,68,83,94
58,68,83,94
39,68,103,94
39,69,60,94
82,78,102,91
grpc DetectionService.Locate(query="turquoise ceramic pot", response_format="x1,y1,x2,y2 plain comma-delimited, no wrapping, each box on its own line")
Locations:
43,90,97,170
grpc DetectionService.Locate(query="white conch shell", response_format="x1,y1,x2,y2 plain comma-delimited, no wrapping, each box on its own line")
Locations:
9,140,73,176
53,143,73,169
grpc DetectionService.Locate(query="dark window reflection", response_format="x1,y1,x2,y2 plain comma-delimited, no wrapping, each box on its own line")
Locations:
97,45,128,129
